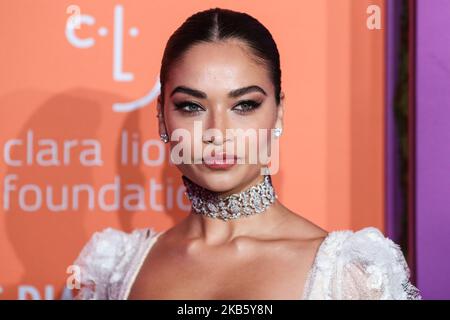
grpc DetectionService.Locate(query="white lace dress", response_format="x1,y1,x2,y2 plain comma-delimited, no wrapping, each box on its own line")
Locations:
71,226,421,300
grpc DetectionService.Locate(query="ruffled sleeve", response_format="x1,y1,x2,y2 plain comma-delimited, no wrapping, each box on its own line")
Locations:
71,228,131,300
334,227,421,300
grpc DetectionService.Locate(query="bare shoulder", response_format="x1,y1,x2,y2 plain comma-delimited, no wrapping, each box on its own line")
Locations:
278,207,329,241
256,209,327,264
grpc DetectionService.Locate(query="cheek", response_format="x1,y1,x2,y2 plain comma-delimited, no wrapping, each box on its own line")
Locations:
230,118,275,163
239,110,276,137
165,112,185,132
251,111,278,159
166,114,197,139
166,116,205,163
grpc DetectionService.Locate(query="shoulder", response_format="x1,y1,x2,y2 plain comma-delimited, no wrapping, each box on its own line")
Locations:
72,227,160,299
312,227,421,300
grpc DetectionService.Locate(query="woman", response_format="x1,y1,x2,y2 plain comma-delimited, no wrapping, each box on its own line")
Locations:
72,7,421,300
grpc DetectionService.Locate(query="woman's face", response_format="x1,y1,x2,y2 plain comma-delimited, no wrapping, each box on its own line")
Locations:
158,40,284,194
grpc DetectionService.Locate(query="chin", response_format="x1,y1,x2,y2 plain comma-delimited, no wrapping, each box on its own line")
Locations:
186,165,247,193
200,171,241,192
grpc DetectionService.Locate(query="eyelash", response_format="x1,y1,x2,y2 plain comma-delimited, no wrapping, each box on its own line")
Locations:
173,100,262,116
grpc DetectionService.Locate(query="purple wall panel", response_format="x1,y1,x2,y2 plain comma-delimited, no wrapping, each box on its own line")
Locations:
416,0,450,299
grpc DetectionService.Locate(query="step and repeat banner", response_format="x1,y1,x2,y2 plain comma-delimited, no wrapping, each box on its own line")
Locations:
0,0,385,299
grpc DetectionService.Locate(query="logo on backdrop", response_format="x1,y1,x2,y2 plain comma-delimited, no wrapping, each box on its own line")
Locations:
65,4,161,113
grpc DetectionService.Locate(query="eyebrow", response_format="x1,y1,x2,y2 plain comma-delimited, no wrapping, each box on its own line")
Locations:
169,85,267,99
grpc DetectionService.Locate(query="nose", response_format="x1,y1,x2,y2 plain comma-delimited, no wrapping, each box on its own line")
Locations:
202,107,232,145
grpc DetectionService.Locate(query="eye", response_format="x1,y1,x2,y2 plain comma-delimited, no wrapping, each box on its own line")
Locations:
173,102,204,116
233,100,262,114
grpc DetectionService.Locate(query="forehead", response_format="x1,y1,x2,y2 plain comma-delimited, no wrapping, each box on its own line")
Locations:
167,41,272,97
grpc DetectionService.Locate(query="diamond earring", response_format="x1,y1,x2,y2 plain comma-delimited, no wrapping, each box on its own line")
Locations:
273,127,283,138
160,133,169,143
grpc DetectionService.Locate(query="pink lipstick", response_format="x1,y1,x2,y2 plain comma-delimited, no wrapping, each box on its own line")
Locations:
202,153,238,170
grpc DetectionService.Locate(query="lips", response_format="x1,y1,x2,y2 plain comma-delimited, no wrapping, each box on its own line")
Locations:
202,153,238,169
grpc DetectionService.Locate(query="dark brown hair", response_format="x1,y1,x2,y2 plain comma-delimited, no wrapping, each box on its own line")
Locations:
159,7,282,108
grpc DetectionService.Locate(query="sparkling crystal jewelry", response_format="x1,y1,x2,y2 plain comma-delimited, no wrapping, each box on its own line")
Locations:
182,174,278,221
160,133,169,143
273,127,283,137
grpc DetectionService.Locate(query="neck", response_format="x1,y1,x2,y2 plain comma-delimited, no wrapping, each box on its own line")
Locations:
182,173,283,244
186,201,284,245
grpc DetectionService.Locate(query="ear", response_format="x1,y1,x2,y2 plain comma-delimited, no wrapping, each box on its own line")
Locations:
275,91,285,132
157,95,168,137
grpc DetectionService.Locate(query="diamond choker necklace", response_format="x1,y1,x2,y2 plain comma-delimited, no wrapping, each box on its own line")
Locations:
181,174,278,221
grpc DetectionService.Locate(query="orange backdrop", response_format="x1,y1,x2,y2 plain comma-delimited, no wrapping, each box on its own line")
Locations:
0,0,385,299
